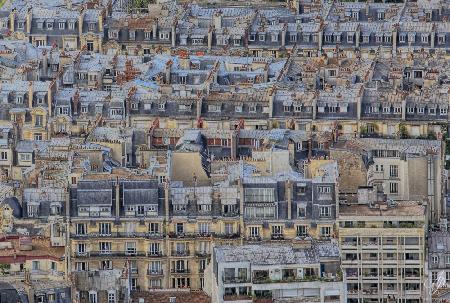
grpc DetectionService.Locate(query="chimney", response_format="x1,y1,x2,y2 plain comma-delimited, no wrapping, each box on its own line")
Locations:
28,81,33,109
230,131,238,160
115,177,120,219
48,81,54,115
9,9,15,32
286,180,293,220
26,7,32,34
152,23,157,39
165,60,172,84
98,11,104,32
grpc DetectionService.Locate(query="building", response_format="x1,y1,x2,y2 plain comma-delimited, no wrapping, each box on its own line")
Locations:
338,187,427,303
206,243,343,303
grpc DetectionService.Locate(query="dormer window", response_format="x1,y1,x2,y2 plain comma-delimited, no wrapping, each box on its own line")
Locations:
88,23,96,32
334,33,341,43
429,107,436,115
249,104,257,113
208,104,221,112
440,108,448,115
385,35,392,43
258,34,265,42
377,11,385,21
324,34,332,43
16,96,23,104
235,105,242,113
290,34,297,42
159,32,170,40
421,34,429,44
407,107,414,114
249,34,255,41
347,33,354,43
408,33,416,43
81,106,88,113
399,33,406,43
131,103,138,110
271,33,278,42
68,21,75,30
233,38,241,46
158,103,166,111
362,33,370,44
417,107,425,114
37,21,44,29
438,34,446,44
179,104,191,111
284,105,291,112
109,30,118,39
129,30,136,40
179,75,187,84
393,107,401,114
47,22,54,30
352,11,359,20
144,32,151,40
17,22,24,30
376,34,383,43
59,21,65,29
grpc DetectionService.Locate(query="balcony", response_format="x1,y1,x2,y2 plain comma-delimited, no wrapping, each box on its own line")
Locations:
71,232,165,239
223,295,252,302
215,233,240,239
221,212,239,217
171,249,190,257
88,251,146,257
362,289,378,295
195,232,214,238
195,251,211,257
170,268,190,274
246,236,262,242
271,234,285,240
147,269,163,276
147,251,164,257
222,276,250,284
168,232,196,239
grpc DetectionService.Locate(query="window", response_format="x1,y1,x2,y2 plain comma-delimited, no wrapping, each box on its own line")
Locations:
249,34,255,41
35,115,43,127
144,32,152,40
68,21,75,30
290,34,297,42
440,108,448,115
249,226,260,237
225,223,233,235
421,34,429,44
438,35,446,44
418,107,425,114
32,261,40,270
258,34,265,42
89,292,97,303
399,34,406,43
176,223,184,234
125,242,136,255
377,11,385,20
59,21,65,29
271,225,283,236
87,41,94,52
389,165,398,178
352,11,359,20
296,225,307,237
47,22,53,30
158,103,166,110
76,262,87,271
88,23,96,31
131,278,138,290
76,223,87,235
99,242,112,254
271,34,278,42
324,35,332,43
432,256,438,264
318,186,331,194
319,206,331,217
159,32,170,40
389,182,398,194
0,151,7,160
17,22,24,30
101,260,112,270
297,206,306,218
77,243,86,254
347,33,354,43
328,69,336,77
320,226,331,237
108,292,116,303
99,223,111,235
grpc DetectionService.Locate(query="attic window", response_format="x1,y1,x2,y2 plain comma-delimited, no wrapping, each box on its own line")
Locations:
235,105,242,112
88,23,96,32
208,104,221,112
352,11,359,20
81,106,88,113
271,34,278,42
131,103,138,110
399,34,406,43
290,34,297,42
347,33,354,43
249,104,257,113
47,22,53,30
68,21,75,30
158,103,166,111
377,11,385,21
249,34,255,41
159,32,170,40
258,34,265,42
421,34,429,44
144,32,151,40
441,108,448,115
59,21,65,29
438,34,446,44
109,30,118,39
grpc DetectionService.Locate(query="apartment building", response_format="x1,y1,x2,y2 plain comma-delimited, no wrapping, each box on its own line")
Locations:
338,187,427,303
205,243,343,303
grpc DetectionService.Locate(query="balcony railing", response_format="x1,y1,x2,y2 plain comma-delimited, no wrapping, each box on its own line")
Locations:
148,251,164,257
71,232,164,239
147,269,163,276
223,295,252,301
87,251,147,257
222,276,250,283
170,268,190,274
171,249,190,257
